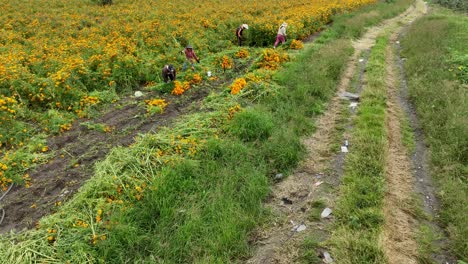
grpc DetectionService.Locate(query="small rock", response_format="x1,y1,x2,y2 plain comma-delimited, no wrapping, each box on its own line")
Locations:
359,58,364,62
134,91,144,97
321,207,332,218
349,102,358,109
292,224,307,232
341,146,349,153
396,41,400,44
274,173,284,180
419,179,423,182
314,181,323,187
323,251,334,263
339,92,360,101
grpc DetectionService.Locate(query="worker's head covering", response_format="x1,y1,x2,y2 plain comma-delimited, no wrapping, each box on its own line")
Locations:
281,22,287,27
186,45,193,49
242,24,249,29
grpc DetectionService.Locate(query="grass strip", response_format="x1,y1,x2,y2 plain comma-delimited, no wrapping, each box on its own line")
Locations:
400,7,468,260
330,36,389,263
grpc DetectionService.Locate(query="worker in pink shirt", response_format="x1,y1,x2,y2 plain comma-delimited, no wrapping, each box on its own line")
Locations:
182,45,200,71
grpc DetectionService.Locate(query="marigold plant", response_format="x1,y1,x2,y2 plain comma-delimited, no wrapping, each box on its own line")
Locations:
190,73,203,85
257,49,289,70
221,55,233,72
290,39,304,49
236,49,250,58
230,78,247,95
171,81,191,96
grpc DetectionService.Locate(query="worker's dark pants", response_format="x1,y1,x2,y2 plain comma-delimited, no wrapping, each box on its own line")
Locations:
237,36,243,46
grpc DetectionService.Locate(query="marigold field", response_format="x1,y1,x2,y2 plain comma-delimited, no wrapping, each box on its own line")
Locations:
0,0,376,189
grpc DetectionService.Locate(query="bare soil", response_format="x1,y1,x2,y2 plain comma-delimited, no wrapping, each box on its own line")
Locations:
0,84,211,234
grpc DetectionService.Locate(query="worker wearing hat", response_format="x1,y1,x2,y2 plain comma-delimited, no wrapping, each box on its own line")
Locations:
182,45,200,71
274,22,287,48
236,24,249,46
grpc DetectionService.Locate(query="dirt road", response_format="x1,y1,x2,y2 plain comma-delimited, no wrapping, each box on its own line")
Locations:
246,1,433,263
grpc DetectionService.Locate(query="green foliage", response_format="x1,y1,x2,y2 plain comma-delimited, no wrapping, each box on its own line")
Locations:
300,235,322,264
331,230,387,264
432,0,468,12
308,200,327,222
228,108,274,142
261,129,304,174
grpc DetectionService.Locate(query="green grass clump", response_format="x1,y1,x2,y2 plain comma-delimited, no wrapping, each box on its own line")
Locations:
228,108,274,142
308,199,327,222
400,7,468,260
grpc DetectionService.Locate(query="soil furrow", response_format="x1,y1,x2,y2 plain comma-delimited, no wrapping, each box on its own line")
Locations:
0,87,208,234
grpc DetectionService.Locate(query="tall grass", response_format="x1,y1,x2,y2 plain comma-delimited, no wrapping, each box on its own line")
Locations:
400,7,468,260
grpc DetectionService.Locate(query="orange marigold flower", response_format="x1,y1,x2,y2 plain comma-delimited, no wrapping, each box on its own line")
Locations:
230,78,247,95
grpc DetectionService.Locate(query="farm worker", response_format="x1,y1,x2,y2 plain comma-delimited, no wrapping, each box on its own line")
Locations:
182,45,200,71
162,64,176,83
236,24,249,46
273,22,288,48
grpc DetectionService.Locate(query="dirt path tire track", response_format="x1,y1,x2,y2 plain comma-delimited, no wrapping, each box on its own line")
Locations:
246,1,428,263
381,2,431,264
383,42,419,264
